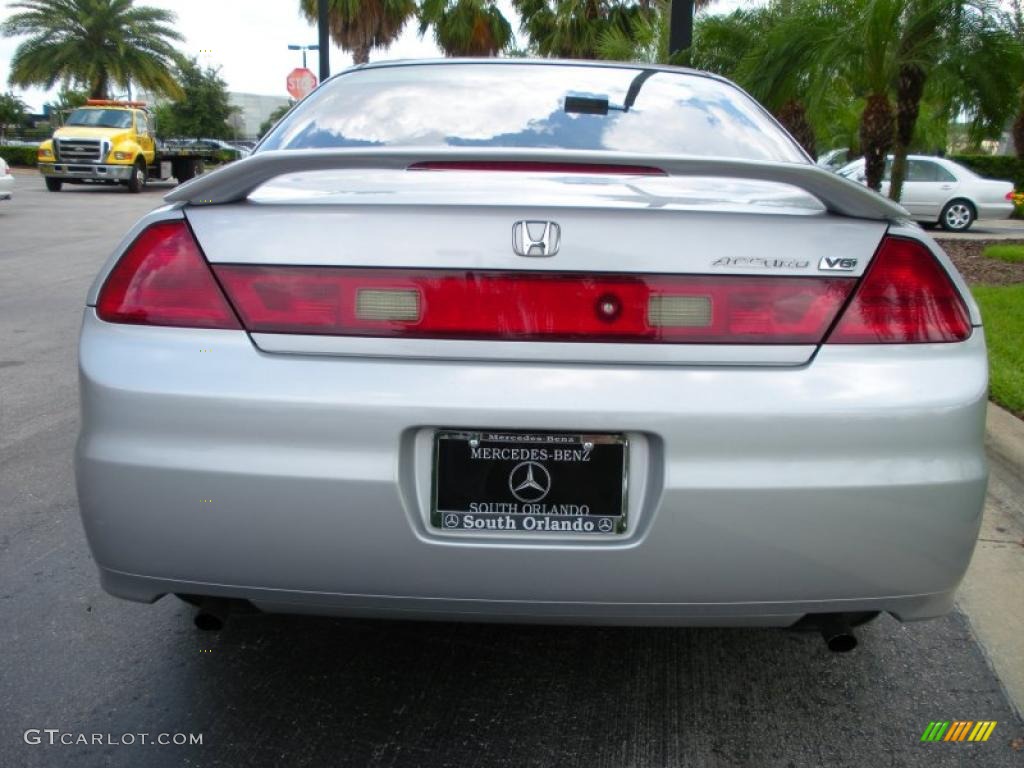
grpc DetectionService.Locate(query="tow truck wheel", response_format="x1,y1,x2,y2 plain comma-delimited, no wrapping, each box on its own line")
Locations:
45,177,62,192
127,160,146,193
173,158,196,183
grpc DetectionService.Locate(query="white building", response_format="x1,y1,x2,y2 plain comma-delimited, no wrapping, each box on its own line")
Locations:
135,89,290,140
228,92,291,140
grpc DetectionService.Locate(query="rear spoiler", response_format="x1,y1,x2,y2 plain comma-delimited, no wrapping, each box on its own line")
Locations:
165,148,909,221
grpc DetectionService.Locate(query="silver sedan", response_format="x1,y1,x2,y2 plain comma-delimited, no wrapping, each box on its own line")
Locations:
837,154,1014,231
75,60,988,650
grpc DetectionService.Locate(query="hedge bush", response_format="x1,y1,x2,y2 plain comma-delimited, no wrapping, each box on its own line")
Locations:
949,154,1024,188
0,146,39,167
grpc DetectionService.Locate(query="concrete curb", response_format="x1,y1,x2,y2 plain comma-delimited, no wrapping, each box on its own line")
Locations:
986,403,1024,529
987,403,1024,472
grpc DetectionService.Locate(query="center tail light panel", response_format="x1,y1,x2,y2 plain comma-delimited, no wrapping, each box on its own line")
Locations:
212,265,855,345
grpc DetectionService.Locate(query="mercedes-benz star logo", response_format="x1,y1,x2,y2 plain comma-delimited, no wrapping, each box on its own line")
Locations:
443,513,460,528
508,461,552,503
598,518,614,533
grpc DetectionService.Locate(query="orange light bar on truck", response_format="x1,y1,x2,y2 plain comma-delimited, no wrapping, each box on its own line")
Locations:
84,99,149,108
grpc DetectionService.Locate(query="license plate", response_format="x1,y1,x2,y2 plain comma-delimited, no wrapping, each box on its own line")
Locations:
432,431,628,534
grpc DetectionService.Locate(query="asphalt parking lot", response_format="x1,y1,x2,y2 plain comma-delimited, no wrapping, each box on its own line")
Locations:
1,169,1023,767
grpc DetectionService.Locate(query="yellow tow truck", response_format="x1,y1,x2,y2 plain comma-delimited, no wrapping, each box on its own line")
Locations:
36,99,220,193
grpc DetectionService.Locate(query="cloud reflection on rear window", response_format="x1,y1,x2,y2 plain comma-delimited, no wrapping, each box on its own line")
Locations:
260,63,807,163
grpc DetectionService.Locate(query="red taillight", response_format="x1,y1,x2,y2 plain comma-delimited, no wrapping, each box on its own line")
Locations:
407,161,666,176
827,236,971,343
96,221,240,329
1005,190,1015,201
213,266,854,344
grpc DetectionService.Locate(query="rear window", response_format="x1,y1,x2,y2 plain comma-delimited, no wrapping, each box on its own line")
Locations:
260,62,806,163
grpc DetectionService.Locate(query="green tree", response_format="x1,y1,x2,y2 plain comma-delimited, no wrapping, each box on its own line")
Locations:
514,0,653,59
44,88,88,115
750,0,1023,195
418,0,513,56
0,91,27,141
259,102,294,138
1007,0,1024,158
884,1,1021,199
688,7,765,74
1014,94,1024,159
153,58,236,139
1,0,184,100
596,0,721,65
597,0,670,63
929,8,1023,156
690,5,822,156
300,0,417,65
600,4,820,155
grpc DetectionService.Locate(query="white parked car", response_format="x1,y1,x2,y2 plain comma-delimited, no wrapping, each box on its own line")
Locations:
0,157,13,201
837,155,1014,231
816,148,850,172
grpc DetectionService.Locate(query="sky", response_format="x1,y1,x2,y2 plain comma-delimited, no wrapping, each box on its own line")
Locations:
0,0,750,112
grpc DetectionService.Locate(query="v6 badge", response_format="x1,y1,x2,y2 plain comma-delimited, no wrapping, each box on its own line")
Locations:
819,256,858,272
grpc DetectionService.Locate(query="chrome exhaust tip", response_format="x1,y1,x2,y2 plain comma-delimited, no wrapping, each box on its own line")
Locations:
193,597,230,631
819,615,857,652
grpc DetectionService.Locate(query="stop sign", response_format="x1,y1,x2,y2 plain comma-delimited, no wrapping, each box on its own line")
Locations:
286,67,318,100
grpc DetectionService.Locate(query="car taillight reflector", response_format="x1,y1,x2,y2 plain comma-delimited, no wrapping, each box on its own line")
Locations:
96,221,240,329
827,236,971,343
648,295,713,327
407,161,666,175
212,266,855,344
356,289,421,321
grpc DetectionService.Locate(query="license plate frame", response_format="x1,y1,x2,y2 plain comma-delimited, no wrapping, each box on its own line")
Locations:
431,430,628,535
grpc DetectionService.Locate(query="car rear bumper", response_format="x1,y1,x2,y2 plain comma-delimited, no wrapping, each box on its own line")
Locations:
0,173,12,199
39,162,132,181
75,311,989,626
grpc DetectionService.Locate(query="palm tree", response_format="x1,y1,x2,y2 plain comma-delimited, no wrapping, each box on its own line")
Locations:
598,3,751,67
714,5,827,157
2,0,184,100
885,0,1021,199
1014,97,1024,158
755,0,1022,195
514,0,653,59
598,4,820,156
688,7,765,73
596,0,668,63
300,0,417,65
418,0,513,56
926,7,1022,157
823,0,900,190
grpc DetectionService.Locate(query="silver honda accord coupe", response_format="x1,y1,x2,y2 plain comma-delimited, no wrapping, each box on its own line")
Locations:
76,60,988,649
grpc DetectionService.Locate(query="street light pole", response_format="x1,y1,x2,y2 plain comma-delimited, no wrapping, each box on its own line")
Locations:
288,44,319,70
317,0,330,81
668,0,695,58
